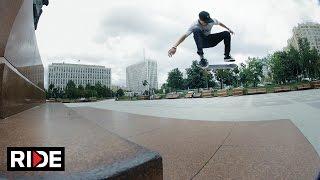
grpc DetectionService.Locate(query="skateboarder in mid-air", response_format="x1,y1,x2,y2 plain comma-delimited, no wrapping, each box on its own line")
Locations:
168,11,235,68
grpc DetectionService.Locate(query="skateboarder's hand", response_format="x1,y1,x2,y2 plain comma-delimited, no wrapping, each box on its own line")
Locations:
168,47,177,57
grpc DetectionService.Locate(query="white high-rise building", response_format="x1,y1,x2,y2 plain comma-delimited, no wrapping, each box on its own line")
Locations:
126,59,158,93
287,22,320,52
48,63,111,90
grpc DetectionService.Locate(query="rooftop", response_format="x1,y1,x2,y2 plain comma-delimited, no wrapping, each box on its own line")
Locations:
50,62,108,68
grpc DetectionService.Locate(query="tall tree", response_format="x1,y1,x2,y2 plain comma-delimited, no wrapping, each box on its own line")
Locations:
269,38,320,83
167,68,184,91
269,51,288,84
232,65,240,87
142,80,149,95
78,84,85,98
298,38,320,80
215,69,233,89
160,83,169,94
248,57,264,87
116,88,124,97
104,86,113,98
186,61,215,89
95,82,104,98
287,45,302,82
65,80,78,99
84,83,97,98
47,83,55,98
309,48,320,80
239,58,264,87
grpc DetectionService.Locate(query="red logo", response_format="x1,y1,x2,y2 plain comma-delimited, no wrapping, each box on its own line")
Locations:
32,151,43,167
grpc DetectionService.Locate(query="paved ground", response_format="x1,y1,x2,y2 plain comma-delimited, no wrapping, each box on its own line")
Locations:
66,89,320,157
71,107,320,179
2,103,319,179
0,104,162,179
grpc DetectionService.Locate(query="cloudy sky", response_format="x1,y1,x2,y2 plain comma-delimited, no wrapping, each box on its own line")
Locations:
35,0,320,88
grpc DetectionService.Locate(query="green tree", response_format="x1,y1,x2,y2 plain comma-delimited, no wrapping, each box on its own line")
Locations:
316,53,320,79
58,87,64,98
215,69,233,89
248,58,264,87
269,51,287,84
239,64,250,87
142,80,149,95
167,68,184,91
287,46,302,82
232,66,240,87
49,84,54,90
309,48,320,80
142,80,148,86
78,84,85,97
45,89,50,99
299,38,311,78
269,39,320,83
52,87,58,98
116,88,124,97
65,80,78,99
186,61,214,89
104,86,113,98
298,38,320,80
84,83,97,98
239,58,264,87
95,82,104,98
160,83,169,94
46,83,55,99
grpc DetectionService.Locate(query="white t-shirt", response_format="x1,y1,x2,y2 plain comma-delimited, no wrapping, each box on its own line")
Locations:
185,19,220,37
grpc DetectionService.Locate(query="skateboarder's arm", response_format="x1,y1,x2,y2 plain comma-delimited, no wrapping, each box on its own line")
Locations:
219,22,234,35
168,34,188,57
173,34,187,48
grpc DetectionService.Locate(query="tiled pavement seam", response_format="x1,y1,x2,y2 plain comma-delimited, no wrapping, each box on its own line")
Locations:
190,123,236,179
71,107,237,179
70,107,320,179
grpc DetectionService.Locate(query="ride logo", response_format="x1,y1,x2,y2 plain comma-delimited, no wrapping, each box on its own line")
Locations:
7,147,65,171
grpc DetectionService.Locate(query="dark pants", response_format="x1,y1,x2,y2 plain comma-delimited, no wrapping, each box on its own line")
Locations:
193,28,231,56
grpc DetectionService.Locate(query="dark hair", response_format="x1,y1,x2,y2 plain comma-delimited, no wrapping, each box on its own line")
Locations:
43,0,49,6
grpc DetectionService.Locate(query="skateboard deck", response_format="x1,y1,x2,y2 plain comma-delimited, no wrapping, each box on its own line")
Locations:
197,63,237,71
208,64,237,71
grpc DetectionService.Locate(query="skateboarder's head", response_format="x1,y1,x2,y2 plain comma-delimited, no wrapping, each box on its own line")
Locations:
43,0,49,6
199,11,213,25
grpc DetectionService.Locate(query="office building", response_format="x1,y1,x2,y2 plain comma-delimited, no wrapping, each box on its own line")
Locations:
126,59,158,93
48,63,111,90
287,22,320,52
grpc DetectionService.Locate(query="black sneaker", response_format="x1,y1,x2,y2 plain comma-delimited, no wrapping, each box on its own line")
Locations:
199,58,209,68
224,55,235,62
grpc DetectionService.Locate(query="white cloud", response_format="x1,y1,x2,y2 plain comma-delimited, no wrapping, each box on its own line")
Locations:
35,0,320,88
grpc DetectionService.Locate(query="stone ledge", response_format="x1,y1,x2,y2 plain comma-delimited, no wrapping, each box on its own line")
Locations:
297,83,312,90
247,88,267,95
0,103,163,179
274,86,291,93
0,59,45,119
217,89,228,97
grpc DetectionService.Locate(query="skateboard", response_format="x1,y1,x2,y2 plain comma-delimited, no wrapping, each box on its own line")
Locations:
197,61,237,72
207,64,237,71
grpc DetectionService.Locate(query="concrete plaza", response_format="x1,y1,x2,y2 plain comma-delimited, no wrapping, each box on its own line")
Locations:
66,89,320,179
67,89,320,156
1,90,319,179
